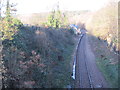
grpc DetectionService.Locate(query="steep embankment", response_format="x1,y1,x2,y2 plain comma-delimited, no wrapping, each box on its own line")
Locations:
86,2,118,54
3,26,76,88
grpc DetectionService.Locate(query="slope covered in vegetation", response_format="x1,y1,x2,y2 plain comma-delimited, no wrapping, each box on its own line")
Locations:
2,23,75,88
86,2,118,54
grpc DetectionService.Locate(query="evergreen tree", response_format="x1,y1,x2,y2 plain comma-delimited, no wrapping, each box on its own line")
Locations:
44,2,67,28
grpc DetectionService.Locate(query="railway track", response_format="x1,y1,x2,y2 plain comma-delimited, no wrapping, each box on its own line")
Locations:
74,33,103,88
75,33,93,88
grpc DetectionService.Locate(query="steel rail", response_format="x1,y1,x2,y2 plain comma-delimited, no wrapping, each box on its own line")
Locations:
75,33,94,88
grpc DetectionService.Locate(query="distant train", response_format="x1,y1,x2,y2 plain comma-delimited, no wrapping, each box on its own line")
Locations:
70,24,81,35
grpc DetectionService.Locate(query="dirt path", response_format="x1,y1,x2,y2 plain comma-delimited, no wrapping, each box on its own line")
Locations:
75,33,108,88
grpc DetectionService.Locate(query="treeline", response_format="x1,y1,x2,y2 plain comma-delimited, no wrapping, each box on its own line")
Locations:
86,1,119,54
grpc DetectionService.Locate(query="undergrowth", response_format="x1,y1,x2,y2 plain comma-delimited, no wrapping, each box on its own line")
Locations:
3,26,75,88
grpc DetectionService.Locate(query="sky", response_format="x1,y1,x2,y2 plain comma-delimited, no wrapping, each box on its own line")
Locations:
8,0,111,14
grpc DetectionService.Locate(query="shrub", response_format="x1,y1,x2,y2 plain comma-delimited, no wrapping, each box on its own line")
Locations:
3,26,75,88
